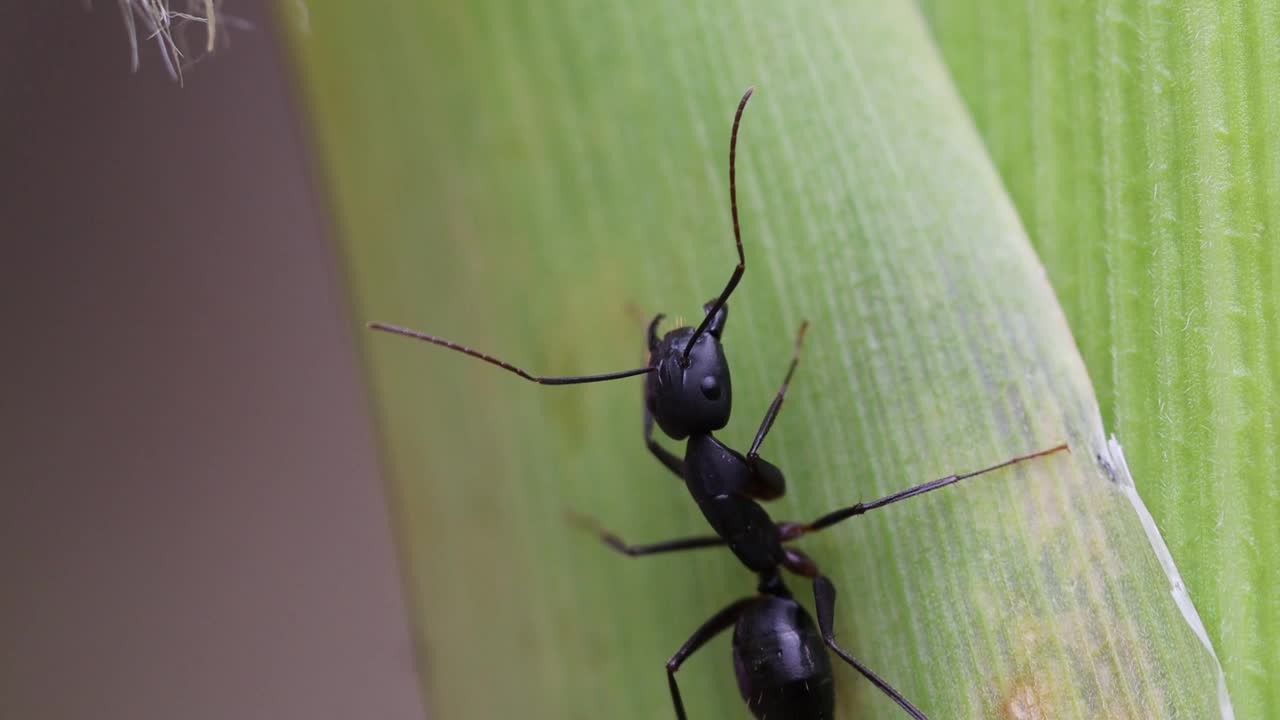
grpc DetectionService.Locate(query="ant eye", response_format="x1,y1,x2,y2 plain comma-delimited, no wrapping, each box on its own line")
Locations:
700,375,721,400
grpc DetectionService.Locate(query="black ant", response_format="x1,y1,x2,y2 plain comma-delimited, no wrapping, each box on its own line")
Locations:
573,444,1067,720
369,87,1069,720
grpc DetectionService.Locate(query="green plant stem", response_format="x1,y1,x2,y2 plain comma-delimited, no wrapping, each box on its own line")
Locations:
287,1,1227,717
921,2,1279,716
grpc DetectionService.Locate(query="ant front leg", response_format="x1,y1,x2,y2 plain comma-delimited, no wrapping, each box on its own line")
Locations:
645,403,685,479
781,548,929,720
743,321,809,500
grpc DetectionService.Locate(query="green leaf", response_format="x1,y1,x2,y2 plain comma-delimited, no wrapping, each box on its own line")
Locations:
285,1,1228,717
920,2,1278,716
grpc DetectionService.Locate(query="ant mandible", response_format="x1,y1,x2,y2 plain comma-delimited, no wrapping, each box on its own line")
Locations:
369,87,1069,720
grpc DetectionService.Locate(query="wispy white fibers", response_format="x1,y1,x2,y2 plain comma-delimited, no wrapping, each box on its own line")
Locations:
115,1,241,83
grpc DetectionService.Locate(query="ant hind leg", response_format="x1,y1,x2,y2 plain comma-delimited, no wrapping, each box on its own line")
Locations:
665,597,754,720
778,550,928,719
812,576,929,720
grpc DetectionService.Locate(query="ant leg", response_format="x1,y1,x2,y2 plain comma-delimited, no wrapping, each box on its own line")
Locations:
666,597,754,720
812,575,929,720
778,443,1069,540
746,321,809,460
566,512,725,557
643,314,685,480
741,321,809,500
779,549,927,719
780,546,819,577
646,404,685,479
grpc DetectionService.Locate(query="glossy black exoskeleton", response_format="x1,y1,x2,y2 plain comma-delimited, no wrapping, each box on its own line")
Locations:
368,87,1069,720
584,430,1067,720
731,583,834,719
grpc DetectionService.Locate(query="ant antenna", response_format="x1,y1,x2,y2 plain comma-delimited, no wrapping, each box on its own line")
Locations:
681,86,754,367
369,322,655,385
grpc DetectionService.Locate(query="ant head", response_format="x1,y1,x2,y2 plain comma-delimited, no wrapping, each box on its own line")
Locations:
645,306,733,440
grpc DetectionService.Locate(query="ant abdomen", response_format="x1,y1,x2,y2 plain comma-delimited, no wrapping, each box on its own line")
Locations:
733,596,836,720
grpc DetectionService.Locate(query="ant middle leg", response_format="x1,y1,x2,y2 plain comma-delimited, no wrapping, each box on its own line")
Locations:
777,442,1070,540
566,512,725,557
665,597,754,720
742,321,809,500
781,548,929,720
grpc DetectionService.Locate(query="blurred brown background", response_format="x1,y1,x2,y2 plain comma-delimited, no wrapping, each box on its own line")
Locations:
0,4,425,719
